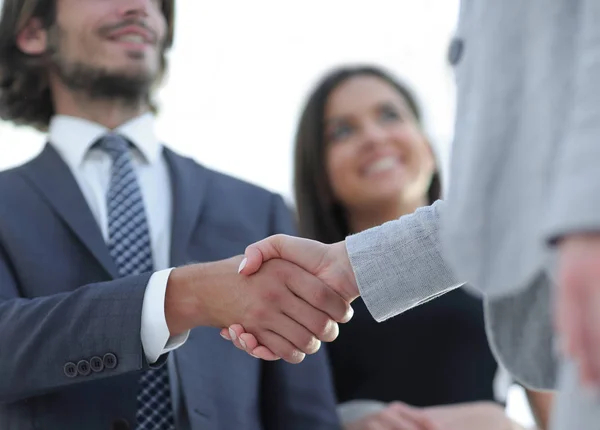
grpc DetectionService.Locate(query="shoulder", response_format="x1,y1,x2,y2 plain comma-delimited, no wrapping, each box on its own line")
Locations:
164,147,279,199
0,153,41,197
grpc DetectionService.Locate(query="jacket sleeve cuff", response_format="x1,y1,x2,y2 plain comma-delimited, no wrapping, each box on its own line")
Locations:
346,201,463,322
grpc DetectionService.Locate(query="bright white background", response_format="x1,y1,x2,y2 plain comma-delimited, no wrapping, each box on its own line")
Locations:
0,1,536,427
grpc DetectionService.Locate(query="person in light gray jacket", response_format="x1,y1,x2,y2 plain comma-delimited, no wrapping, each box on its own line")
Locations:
224,1,600,429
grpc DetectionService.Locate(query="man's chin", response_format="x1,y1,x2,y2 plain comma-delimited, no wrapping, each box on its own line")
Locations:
102,62,157,81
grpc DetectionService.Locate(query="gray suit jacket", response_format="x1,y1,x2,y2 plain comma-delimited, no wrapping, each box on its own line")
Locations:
0,145,340,430
347,0,600,392
346,202,555,392
440,0,599,297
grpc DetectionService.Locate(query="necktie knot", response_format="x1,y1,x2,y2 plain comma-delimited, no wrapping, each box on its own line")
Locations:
96,134,130,161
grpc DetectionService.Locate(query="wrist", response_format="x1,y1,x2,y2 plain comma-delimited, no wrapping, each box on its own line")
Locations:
331,241,360,301
165,257,243,334
165,265,202,336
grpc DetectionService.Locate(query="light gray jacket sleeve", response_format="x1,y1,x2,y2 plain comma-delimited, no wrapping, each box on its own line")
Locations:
543,0,600,241
345,200,463,322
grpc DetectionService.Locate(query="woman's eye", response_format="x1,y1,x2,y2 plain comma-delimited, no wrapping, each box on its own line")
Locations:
329,123,353,142
379,107,401,123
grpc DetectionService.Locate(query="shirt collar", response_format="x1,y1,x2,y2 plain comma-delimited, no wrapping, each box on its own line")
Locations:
48,112,162,168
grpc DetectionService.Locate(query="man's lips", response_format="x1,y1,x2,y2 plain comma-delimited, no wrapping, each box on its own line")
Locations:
106,25,155,44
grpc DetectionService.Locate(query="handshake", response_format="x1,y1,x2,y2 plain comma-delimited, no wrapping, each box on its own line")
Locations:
165,235,360,363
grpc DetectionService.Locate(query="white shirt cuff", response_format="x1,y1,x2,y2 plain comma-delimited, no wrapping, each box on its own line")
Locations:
141,268,190,363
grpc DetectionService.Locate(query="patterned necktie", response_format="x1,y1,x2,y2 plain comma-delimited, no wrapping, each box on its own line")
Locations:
97,134,175,430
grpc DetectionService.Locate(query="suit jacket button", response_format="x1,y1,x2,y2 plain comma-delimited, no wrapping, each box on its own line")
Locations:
448,37,464,65
103,353,118,369
90,356,104,372
63,362,77,378
111,418,130,430
76,360,91,376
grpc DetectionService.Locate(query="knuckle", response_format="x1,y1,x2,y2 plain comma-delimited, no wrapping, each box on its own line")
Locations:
259,286,282,304
312,316,329,339
311,286,328,307
315,318,338,341
302,337,321,355
282,348,305,364
248,305,269,322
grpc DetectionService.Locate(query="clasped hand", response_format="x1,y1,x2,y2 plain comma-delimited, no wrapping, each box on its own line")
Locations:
218,235,358,363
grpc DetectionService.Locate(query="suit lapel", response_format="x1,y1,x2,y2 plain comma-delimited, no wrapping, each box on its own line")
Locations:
163,148,210,267
21,144,119,278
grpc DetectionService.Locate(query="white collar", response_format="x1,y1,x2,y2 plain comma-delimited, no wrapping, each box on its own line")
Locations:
48,112,162,167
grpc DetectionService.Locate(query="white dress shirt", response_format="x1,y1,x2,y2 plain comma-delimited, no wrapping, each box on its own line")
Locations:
49,113,189,363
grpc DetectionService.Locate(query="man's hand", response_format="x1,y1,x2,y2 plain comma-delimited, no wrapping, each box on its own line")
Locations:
345,402,440,430
556,233,600,387
164,255,352,363
219,234,360,360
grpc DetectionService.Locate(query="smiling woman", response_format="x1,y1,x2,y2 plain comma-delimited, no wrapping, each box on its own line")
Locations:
294,66,441,244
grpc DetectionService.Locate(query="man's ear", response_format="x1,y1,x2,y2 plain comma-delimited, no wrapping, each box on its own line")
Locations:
16,18,47,55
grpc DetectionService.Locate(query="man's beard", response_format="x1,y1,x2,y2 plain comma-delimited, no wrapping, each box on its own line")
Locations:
48,30,158,106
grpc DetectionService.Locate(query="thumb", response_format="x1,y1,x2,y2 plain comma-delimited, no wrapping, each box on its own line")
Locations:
238,246,264,275
238,234,327,276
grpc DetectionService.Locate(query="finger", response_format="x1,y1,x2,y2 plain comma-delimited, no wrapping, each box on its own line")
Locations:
389,402,440,430
226,326,246,351
225,324,246,349
226,326,281,360
285,267,353,324
228,324,245,340
255,263,341,344
254,330,306,364
238,246,263,276
220,328,231,340
238,332,260,351
280,278,341,342
241,234,327,276
227,325,268,355
284,303,338,345
265,309,322,355
248,345,281,361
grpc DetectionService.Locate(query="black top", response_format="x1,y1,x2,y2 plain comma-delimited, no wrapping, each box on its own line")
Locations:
327,288,498,407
